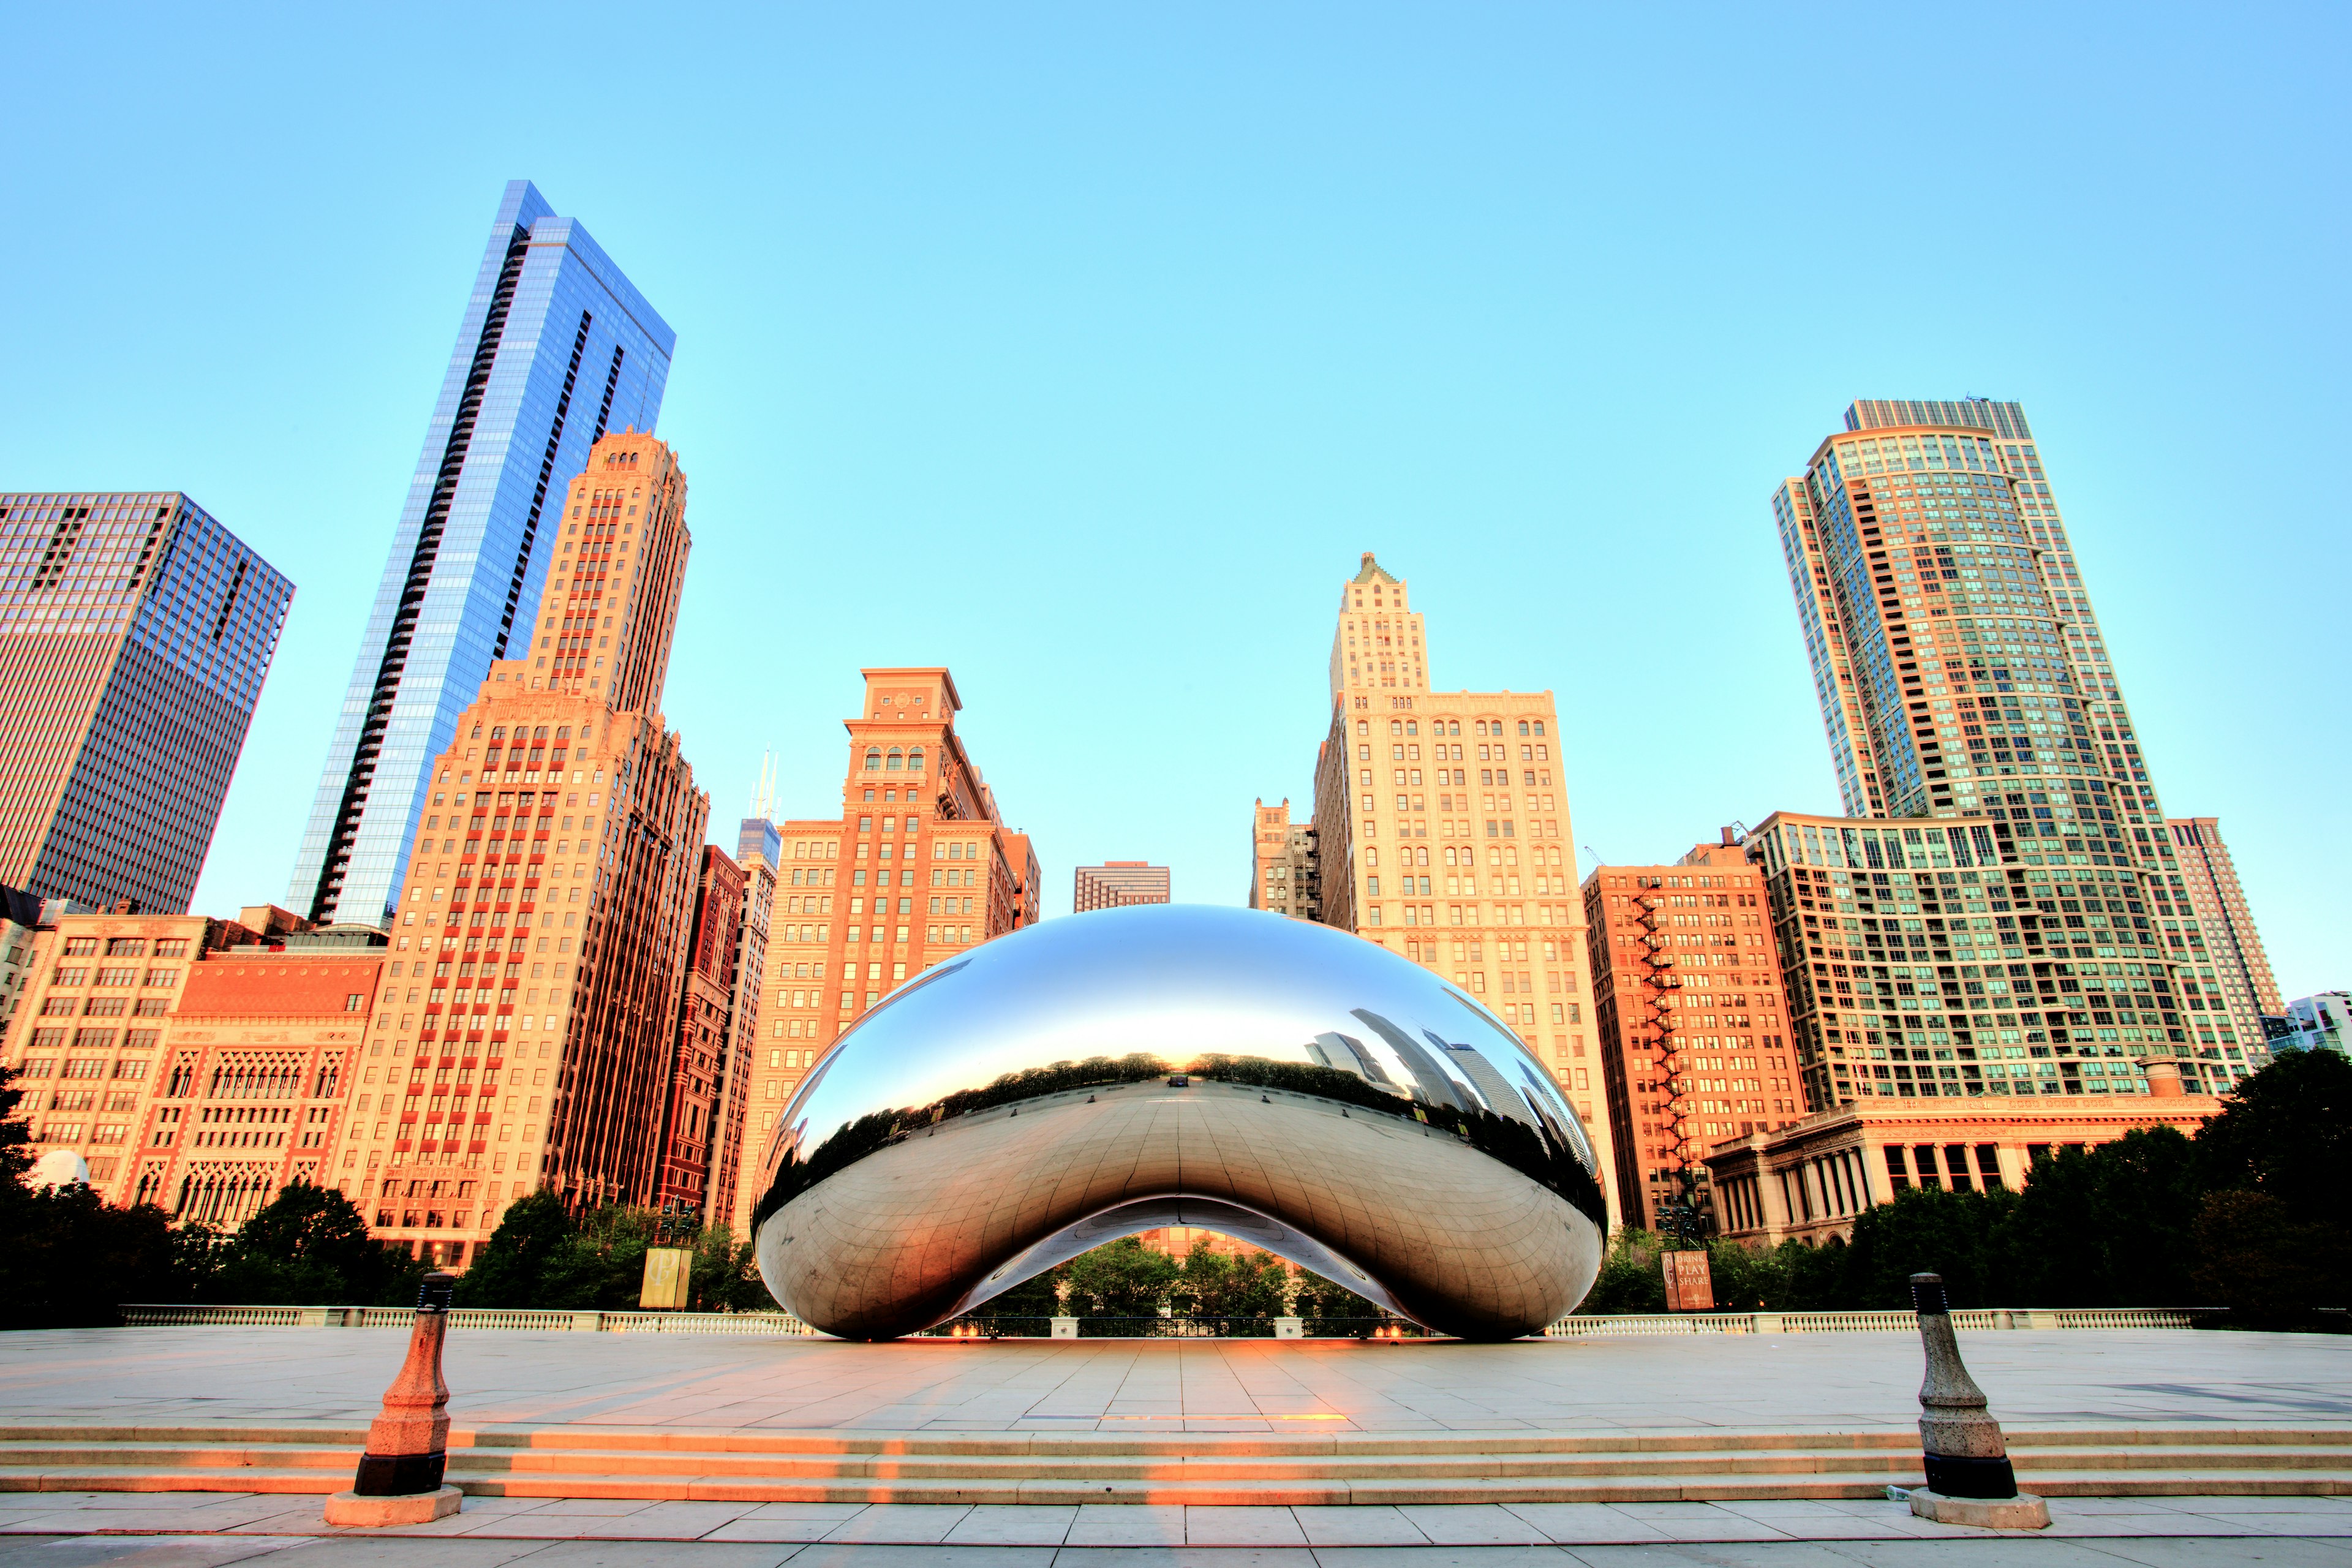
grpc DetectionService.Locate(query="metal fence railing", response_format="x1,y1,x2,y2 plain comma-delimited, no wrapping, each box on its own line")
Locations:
121,1303,2206,1336
121,1305,821,1335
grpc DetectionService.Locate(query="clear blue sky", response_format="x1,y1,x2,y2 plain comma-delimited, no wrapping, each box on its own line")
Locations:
6,6,2344,996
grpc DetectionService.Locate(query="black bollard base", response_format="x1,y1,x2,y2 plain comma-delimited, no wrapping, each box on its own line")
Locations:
1922,1451,2019,1499
353,1449,449,1496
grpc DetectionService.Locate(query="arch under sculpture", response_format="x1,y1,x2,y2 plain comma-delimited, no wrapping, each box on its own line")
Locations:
751,904,1607,1341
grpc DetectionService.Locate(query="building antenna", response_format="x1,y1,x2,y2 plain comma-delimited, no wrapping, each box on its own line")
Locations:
748,751,776,821
1580,844,1608,867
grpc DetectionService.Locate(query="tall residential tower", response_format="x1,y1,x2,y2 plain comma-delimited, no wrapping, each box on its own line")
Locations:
1773,400,2259,1090
291,180,673,929
0,492,290,913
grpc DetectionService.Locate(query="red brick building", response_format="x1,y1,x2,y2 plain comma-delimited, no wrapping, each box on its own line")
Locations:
655,846,744,1218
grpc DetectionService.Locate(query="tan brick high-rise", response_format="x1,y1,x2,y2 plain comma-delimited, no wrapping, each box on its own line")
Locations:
1308,554,1623,1227
2166,816,2282,1054
328,431,710,1265
722,667,1040,1237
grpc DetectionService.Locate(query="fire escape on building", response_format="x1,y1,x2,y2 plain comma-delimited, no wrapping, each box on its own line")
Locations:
1626,880,1711,1243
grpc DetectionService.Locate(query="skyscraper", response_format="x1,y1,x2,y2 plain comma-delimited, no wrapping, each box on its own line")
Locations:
1773,400,2260,1085
292,180,673,929
2166,817,2282,1054
706,815,777,1233
327,431,707,1262
0,491,291,913
655,846,745,1218
1307,553,1622,1224
1073,861,1170,910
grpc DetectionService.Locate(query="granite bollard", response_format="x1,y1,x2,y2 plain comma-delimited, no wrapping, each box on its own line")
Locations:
1903,1270,2050,1529
322,1271,462,1526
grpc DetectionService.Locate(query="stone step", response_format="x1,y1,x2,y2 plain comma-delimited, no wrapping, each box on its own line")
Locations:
7,1423,2347,1459
4,1463,2348,1507
13,1440,2345,1487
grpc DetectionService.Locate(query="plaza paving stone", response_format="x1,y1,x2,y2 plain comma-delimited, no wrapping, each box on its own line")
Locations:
1,1327,2345,1433
1,1327,2346,1559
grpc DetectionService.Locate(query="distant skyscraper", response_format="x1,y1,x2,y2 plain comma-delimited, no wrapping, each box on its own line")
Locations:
1074,861,1170,911
0,491,291,913
1773,400,2259,1082
1306,552,1622,1225
291,179,673,928
2167,817,2282,1052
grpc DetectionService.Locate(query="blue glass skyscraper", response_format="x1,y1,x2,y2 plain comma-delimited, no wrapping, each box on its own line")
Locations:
291,181,673,925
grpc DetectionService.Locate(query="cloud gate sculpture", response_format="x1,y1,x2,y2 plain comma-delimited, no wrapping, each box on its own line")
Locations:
750,904,1607,1341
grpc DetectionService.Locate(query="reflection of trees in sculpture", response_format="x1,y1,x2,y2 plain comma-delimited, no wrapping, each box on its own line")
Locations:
1172,1246,1287,1320
1062,1236,1178,1316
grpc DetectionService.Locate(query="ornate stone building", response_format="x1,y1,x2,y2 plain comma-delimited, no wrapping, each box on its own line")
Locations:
1307,554,1621,1225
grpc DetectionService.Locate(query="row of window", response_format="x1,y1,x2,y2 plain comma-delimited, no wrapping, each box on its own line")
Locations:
57,937,189,958
48,967,178,988
1360,717,1548,739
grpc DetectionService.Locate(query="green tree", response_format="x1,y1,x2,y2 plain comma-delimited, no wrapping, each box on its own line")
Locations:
1841,1185,2015,1308
1172,1248,1287,1320
0,1184,184,1329
205,1182,422,1305
1577,1227,1667,1314
1291,1270,1379,1330
2000,1128,2201,1306
688,1224,769,1312
2196,1049,2352,1231
0,1065,190,1328
1061,1236,1177,1318
1775,1234,1849,1311
2190,1189,2345,1323
453,1189,577,1308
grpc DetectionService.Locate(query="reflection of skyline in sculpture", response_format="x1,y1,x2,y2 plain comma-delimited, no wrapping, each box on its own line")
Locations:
751,905,1606,1341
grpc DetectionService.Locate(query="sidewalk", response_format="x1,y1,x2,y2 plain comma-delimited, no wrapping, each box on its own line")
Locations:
7,1327,2346,1433
2,1489,2349,1563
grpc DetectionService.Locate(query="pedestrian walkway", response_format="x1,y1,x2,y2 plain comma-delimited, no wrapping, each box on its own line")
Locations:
9,1327,2346,1433
1,1490,2350,1564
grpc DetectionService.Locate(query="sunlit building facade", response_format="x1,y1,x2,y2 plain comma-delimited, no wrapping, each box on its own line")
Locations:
725,666,1041,1235
1583,840,1800,1231
1308,553,1622,1225
1074,861,1169,910
327,432,709,1266
1247,798,1317,921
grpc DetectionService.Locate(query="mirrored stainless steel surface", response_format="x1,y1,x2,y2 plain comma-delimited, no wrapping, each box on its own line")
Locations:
752,903,1607,1340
